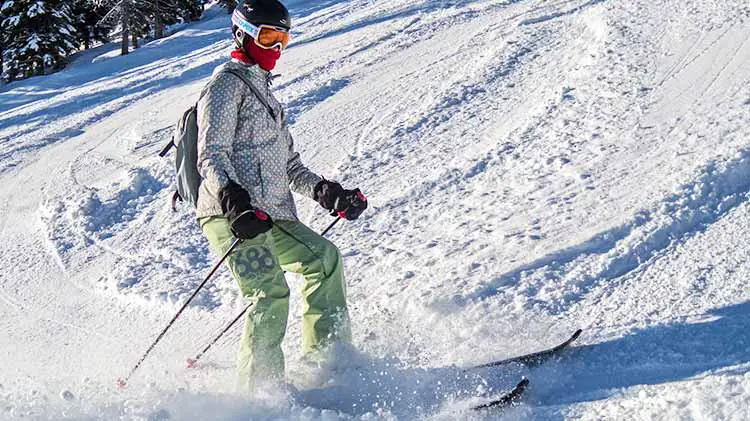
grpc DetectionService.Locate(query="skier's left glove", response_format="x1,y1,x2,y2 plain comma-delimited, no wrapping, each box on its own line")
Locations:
314,180,368,220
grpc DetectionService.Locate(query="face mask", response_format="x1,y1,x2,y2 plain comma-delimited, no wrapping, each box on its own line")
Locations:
246,40,281,71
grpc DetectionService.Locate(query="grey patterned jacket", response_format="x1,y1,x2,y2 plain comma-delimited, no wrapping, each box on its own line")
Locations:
195,61,322,221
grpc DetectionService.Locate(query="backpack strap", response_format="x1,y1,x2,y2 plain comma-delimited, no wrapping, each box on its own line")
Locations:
221,67,277,120
158,66,274,159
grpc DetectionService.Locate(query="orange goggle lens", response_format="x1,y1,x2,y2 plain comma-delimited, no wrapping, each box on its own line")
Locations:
256,26,290,50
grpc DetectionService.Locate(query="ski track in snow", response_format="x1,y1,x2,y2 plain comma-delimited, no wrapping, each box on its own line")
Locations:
1,0,749,420
466,148,750,312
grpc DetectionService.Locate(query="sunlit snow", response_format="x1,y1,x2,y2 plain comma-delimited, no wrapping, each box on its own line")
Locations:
0,0,749,420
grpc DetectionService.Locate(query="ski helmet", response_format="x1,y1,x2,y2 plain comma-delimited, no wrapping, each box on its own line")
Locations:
232,0,291,52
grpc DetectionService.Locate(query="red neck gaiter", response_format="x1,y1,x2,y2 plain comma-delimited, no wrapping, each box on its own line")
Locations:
231,42,281,71
231,49,255,65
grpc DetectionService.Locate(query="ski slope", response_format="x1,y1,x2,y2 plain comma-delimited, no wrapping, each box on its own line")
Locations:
1,0,749,419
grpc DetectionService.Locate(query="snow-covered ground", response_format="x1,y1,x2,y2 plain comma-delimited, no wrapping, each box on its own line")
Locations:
1,0,749,419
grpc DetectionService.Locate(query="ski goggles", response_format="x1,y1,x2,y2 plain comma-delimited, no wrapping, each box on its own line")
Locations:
232,11,290,51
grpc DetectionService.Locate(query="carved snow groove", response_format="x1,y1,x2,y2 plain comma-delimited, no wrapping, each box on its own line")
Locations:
519,0,604,26
470,149,750,313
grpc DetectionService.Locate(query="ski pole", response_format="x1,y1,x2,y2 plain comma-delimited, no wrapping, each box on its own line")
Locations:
321,216,342,237
117,238,242,388
186,301,252,368
185,218,342,367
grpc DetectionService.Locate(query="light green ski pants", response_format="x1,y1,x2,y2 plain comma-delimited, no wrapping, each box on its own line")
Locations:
200,216,351,388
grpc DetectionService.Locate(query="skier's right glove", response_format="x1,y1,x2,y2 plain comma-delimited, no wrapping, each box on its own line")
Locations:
314,180,368,220
219,179,273,240
336,188,368,220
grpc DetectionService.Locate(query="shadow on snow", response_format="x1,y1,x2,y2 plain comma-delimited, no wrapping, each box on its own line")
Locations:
536,301,750,410
292,301,749,417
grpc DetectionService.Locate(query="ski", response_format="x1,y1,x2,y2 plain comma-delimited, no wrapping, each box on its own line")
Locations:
471,377,529,411
468,329,582,372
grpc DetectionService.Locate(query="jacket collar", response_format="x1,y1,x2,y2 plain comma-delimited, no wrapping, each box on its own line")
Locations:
230,50,276,85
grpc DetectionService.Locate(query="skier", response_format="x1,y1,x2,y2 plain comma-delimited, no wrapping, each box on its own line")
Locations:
195,0,367,391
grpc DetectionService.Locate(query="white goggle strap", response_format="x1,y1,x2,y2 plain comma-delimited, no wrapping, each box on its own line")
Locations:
232,11,261,40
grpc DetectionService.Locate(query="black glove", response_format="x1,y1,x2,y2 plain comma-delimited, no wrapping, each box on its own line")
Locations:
314,180,368,220
219,179,273,239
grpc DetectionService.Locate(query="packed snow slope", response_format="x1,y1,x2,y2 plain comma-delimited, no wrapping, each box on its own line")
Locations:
1,0,749,419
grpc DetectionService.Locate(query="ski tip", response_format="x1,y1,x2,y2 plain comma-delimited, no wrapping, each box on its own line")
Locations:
186,358,196,369
116,378,127,389
471,377,529,411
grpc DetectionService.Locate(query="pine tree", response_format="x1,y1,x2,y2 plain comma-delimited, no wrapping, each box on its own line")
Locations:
219,0,235,14
151,0,179,40
1,0,22,81
1,0,78,80
97,0,132,55
176,0,202,22
68,0,109,50
1,4,6,81
97,0,180,55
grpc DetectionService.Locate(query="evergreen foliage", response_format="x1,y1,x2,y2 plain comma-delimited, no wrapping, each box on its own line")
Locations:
1,0,23,81
68,0,110,50
176,0,202,22
1,0,204,81
1,0,77,81
219,0,236,13
97,0,200,55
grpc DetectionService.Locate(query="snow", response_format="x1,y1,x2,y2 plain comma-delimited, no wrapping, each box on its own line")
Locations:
0,0,749,420
3,14,20,27
23,33,40,52
26,1,44,17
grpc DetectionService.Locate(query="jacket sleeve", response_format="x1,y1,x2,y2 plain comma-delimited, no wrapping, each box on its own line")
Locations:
285,123,322,199
196,73,244,200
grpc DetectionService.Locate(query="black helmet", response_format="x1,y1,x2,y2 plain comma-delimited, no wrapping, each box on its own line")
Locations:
232,0,291,50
